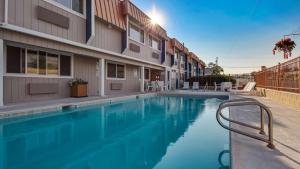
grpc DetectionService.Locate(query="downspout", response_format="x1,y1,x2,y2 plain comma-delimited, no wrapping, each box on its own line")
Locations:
0,0,8,25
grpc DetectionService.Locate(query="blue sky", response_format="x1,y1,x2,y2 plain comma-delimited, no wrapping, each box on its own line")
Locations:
132,0,300,74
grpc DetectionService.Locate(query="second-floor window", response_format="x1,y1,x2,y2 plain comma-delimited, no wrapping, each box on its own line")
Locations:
53,0,84,14
129,24,144,43
149,36,161,51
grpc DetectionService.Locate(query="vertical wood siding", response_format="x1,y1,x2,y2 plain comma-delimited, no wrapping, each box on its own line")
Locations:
7,0,86,43
73,55,99,96
90,20,122,53
0,0,4,22
105,64,140,95
123,39,161,65
3,55,99,104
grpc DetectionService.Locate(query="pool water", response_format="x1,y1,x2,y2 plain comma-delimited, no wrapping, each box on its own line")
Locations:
0,96,230,169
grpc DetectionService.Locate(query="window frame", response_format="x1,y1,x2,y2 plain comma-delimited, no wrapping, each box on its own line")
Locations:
4,44,74,79
128,22,145,44
106,61,126,80
43,0,86,18
144,68,150,81
149,35,161,51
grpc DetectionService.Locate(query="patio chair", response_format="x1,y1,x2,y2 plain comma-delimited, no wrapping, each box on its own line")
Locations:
157,81,168,91
182,82,190,90
192,82,199,90
230,82,256,94
214,82,221,91
232,81,239,90
146,81,155,92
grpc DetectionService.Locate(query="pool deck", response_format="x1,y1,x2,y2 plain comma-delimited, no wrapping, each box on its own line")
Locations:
230,95,300,169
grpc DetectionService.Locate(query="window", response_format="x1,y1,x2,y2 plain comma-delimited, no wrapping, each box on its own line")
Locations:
149,35,161,50
60,55,71,76
107,62,126,79
27,50,38,74
144,68,150,80
6,46,25,74
6,46,72,77
53,0,83,14
39,51,47,75
129,23,144,43
47,53,59,75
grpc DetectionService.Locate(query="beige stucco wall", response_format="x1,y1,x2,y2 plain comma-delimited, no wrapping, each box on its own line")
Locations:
256,87,300,110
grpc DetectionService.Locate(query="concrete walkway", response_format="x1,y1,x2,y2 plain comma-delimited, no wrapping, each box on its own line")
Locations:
231,95,300,169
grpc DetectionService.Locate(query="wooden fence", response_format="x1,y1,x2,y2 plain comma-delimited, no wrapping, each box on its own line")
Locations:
254,56,300,93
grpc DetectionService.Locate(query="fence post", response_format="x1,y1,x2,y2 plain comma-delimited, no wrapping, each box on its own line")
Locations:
277,63,280,91
298,58,300,93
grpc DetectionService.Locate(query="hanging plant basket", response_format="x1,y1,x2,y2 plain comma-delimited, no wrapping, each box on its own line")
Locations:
273,38,296,59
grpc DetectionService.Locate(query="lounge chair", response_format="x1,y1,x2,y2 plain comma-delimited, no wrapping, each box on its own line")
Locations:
182,82,190,90
230,82,256,94
192,82,199,90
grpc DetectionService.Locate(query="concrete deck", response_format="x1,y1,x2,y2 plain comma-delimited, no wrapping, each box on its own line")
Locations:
231,95,300,169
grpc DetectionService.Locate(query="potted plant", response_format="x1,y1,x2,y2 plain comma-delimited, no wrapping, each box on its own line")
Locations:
273,38,296,59
69,78,88,97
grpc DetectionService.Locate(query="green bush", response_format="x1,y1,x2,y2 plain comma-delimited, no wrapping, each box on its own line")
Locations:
188,75,236,86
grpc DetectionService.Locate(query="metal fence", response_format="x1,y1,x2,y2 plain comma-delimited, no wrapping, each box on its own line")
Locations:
254,56,300,93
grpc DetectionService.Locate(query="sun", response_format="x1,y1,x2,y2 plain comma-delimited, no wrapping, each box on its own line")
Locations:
148,6,164,26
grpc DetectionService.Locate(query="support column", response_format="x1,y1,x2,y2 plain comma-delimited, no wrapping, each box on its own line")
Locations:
164,68,168,91
140,66,144,92
0,39,4,107
99,58,105,97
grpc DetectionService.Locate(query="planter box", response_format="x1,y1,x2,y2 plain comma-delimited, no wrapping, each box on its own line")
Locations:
71,84,88,97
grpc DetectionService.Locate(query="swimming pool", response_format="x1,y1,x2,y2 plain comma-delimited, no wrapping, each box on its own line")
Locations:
0,96,230,169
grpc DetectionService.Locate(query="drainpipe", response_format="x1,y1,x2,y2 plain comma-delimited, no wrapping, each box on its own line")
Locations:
2,0,8,25
0,39,4,106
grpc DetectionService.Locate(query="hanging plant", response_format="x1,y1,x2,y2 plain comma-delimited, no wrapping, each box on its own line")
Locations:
273,38,296,59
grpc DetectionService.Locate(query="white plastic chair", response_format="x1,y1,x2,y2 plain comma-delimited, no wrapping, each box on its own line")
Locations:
192,82,199,90
182,82,190,90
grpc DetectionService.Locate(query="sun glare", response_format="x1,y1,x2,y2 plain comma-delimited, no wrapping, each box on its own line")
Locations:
148,6,164,26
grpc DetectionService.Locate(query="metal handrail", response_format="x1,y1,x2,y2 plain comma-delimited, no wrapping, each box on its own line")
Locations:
216,98,275,149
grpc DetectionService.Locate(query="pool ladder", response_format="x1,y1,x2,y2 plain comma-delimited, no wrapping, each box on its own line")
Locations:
216,98,275,149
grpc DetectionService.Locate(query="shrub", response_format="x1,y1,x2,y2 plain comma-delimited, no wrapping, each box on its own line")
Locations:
188,75,236,86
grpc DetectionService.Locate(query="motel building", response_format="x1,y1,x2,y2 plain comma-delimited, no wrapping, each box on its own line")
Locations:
0,0,205,106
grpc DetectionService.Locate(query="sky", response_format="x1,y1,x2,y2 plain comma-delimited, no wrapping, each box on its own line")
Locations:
132,0,300,74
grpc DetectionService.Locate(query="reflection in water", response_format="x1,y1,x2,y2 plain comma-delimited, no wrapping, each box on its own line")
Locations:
0,96,228,169
218,150,230,169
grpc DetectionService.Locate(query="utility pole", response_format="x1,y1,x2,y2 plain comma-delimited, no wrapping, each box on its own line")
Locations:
215,57,219,66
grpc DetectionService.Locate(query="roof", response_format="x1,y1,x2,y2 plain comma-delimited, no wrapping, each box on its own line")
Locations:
189,52,206,66
94,0,126,30
123,0,168,39
167,39,174,55
171,38,185,52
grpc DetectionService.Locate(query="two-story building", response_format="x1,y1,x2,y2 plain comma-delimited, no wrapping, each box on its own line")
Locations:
0,0,204,106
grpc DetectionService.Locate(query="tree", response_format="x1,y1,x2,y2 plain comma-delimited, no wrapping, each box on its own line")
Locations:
208,62,224,75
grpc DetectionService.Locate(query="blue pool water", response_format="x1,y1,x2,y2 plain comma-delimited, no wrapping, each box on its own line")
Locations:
0,96,230,169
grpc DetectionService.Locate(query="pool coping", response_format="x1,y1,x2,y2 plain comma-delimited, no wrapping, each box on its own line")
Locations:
0,93,158,119
0,91,230,119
